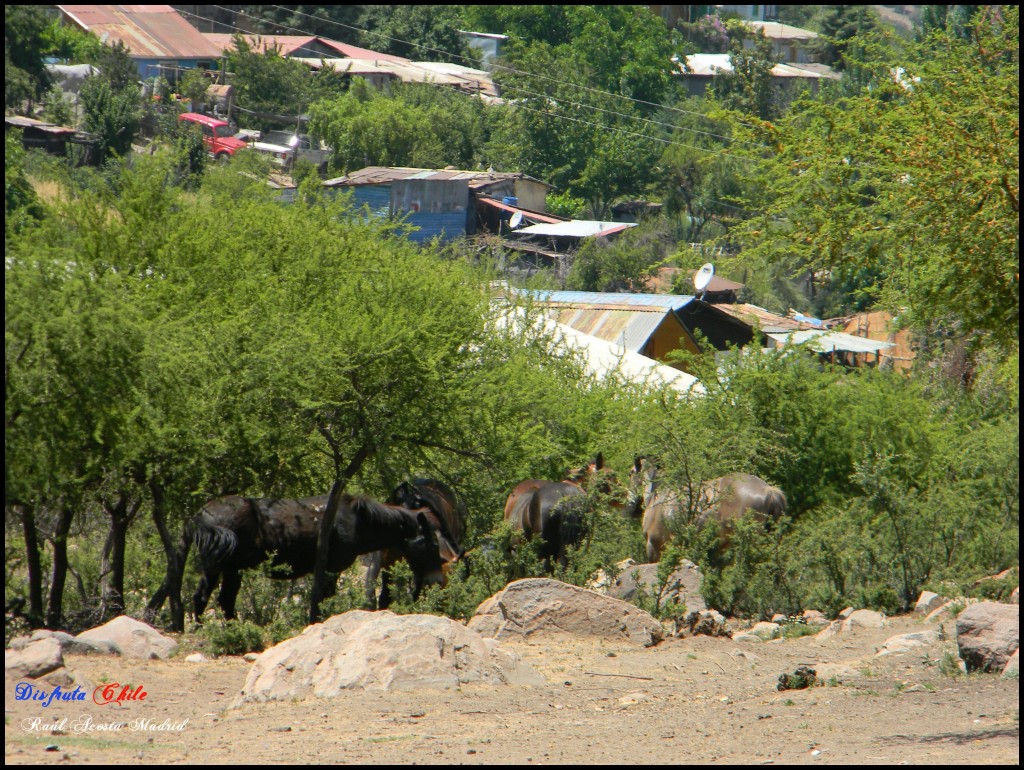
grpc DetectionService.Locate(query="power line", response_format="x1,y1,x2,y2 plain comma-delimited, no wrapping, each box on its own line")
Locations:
188,5,765,160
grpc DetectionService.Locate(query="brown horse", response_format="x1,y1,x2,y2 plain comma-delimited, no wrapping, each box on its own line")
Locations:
187,493,448,621
504,455,616,572
363,478,467,609
631,457,787,563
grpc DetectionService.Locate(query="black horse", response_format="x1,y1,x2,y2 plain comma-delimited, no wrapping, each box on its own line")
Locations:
188,493,446,621
503,455,616,572
363,478,467,609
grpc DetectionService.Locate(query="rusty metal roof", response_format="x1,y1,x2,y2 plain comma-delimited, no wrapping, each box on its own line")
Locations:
58,6,223,59
518,290,696,353
202,34,408,62
323,166,550,189
713,303,801,334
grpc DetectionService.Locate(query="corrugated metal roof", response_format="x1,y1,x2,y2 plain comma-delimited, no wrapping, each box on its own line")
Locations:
746,21,819,40
477,197,565,224
714,303,801,334
544,307,665,352
323,166,550,189
202,34,408,62
522,290,695,312
59,6,223,59
677,54,840,80
514,221,638,238
767,330,895,354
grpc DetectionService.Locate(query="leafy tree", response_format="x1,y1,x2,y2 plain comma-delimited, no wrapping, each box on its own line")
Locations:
79,76,141,163
5,4,53,108
359,4,475,64
709,21,781,121
814,5,883,69
225,34,311,127
723,6,1019,353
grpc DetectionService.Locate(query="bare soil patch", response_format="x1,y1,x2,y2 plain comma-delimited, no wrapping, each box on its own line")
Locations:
5,613,1018,765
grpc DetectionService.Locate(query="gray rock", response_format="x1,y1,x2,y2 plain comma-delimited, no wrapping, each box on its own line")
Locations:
915,591,947,616
875,629,940,657
802,610,830,627
5,637,63,679
956,601,1019,673
75,615,177,660
748,621,782,641
468,578,664,647
680,609,731,638
232,611,544,705
604,559,706,613
1001,648,1018,679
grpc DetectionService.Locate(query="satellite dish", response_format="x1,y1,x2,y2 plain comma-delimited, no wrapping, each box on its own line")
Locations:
694,263,715,293
509,211,524,229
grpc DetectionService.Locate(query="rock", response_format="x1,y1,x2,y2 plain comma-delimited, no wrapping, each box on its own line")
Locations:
802,610,829,627
185,653,208,663
874,630,940,657
232,611,544,705
75,616,178,660
1001,648,1018,679
925,598,979,623
468,578,664,647
1011,586,1019,605
731,632,763,644
813,663,861,683
5,637,64,679
602,559,706,613
27,630,119,656
915,591,947,616
679,609,731,638
815,609,886,641
771,613,788,624
748,621,781,641
955,601,1019,673
837,607,855,619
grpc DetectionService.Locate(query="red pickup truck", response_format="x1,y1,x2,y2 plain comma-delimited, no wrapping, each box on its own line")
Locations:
178,113,247,161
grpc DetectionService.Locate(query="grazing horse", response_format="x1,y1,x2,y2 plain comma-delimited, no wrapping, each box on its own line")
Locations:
503,455,611,572
188,493,444,621
363,478,467,609
631,457,787,563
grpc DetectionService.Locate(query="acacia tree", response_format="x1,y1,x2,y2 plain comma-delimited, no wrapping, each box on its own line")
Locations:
723,6,1019,353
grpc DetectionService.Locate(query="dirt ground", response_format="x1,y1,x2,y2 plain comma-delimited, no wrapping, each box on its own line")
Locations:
5,613,1019,766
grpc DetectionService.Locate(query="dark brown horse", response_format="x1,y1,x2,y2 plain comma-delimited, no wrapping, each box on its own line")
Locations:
631,457,787,563
188,493,446,621
504,455,615,572
363,478,467,609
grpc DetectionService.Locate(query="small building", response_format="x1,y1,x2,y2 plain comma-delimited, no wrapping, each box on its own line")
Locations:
323,166,548,244
5,116,79,158
56,5,223,81
458,31,508,70
517,289,754,374
674,53,840,98
745,21,820,63
202,33,408,62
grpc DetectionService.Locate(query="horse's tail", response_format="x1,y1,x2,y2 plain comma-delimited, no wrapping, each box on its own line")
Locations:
764,485,787,522
190,513,238,569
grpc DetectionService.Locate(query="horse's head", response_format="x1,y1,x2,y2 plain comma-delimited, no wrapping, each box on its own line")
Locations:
400,509,465,596
624,456,658,519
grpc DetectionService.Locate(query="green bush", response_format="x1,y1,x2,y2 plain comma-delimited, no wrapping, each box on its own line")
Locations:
201,619,266,656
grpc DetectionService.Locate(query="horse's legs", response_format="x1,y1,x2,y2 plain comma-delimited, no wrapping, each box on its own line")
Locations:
193,569,221,622
646,538,660,564
364,553,383,609
217,569,242,620
378,568,393,609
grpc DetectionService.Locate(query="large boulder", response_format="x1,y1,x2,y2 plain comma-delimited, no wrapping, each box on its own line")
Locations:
5,637,63,679
815,609,887,641
602,559,706,613
468,578,664,647
75,616,178,660
956,601,1019,673
232,611,544,706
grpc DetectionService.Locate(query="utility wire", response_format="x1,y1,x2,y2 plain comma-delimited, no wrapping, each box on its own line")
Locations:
188,5,766,161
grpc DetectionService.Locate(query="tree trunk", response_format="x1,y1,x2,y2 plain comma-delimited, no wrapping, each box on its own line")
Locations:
310,444,370,625
44,507,75,629
100,492,139,620
17,504,45,626
146,480,185,632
